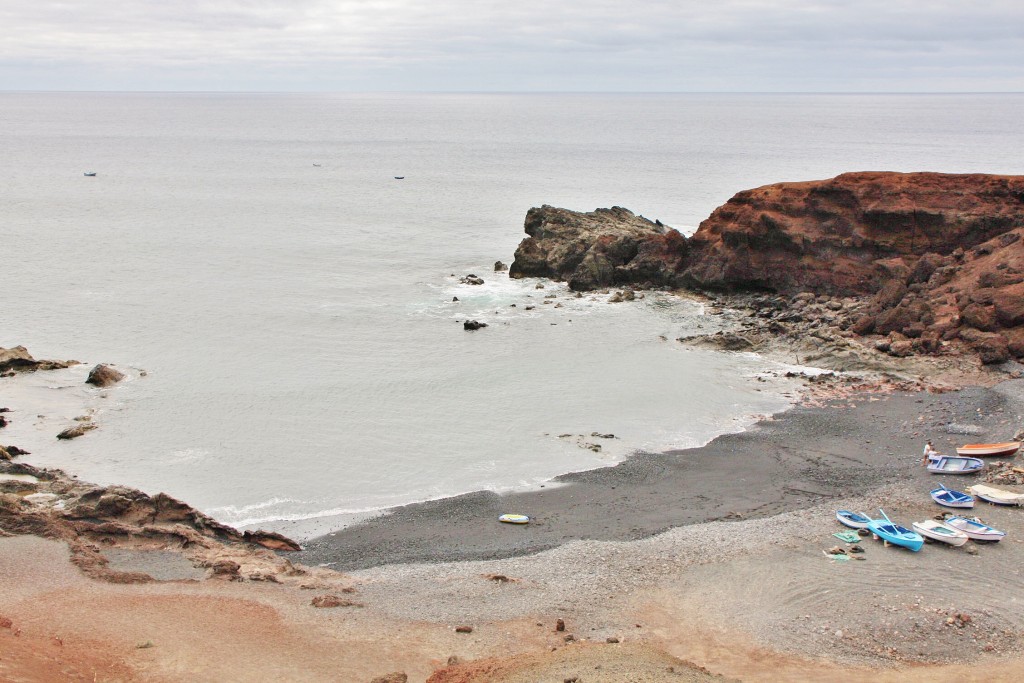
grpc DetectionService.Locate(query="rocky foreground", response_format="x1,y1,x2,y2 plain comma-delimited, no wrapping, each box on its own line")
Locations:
511,172,1024,366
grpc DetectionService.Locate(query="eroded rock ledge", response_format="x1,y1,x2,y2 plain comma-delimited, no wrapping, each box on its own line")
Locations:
511,172,1024,364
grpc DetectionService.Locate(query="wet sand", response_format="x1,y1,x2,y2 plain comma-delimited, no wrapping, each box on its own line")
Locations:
296,382,1024,571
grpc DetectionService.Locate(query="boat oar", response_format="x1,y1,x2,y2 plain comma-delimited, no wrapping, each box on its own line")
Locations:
879,508,892,525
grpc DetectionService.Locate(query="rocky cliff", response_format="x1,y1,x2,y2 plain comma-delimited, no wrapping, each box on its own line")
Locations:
508,205,688,290
510,172,1024,363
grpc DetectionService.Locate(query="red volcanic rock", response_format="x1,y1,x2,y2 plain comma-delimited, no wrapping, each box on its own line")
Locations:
510,205,687,291
682,172,1024,295
510,172,1024,362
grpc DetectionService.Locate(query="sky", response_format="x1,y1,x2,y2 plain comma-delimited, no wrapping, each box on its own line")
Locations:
1,0,1022,92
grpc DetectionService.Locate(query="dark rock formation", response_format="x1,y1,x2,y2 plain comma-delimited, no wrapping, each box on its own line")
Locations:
511,173,1024,362
459,274,484,285
494,260,508,271
463,320,488,331
86,364,125,387
509,205,688,291
57,423,98,440
0,346,77,375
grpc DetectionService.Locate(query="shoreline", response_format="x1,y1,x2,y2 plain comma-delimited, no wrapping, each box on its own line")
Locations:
294,379,1024,571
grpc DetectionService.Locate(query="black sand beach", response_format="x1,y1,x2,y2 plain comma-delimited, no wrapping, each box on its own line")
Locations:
296,381,1024,571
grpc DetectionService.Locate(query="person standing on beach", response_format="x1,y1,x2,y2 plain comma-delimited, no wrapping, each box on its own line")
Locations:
922,440,937,465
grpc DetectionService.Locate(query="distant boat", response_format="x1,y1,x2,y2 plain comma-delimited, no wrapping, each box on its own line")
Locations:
312,163,322,167
926,455,984,475
912,519,969,547
944,515,1005,542
394,176,405,180
956,442,1021,458
835,510,871,529
930,484,974,508
83,172,97,177
867,509,924,551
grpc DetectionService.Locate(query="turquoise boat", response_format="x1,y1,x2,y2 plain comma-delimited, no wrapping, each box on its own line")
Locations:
867,509,924,552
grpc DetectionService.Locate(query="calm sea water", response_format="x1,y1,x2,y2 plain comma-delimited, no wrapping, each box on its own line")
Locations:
3,93,1023,536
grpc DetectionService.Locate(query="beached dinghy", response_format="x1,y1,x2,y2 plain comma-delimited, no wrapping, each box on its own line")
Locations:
926,455,984,475
835,510,871,529
867,509,924,552
943,516,1005,542
968,484,1024,507
956,442,1021,458
912,519,970,547
930,484,975,509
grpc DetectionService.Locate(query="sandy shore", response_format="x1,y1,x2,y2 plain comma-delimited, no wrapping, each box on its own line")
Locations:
296,381,1023,571
4,375,1024,681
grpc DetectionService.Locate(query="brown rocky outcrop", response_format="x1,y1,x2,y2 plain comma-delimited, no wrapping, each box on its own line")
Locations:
511,173,1024,363
0,346,77,375
86,364,125,387
0,460,303,583
509,206,687,291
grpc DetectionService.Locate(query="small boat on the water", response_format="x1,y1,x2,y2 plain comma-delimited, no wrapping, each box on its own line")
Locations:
836,510,871,529
912,519,970,547
930,484,975,508
867,509,924,552
969,484,1024,506
956,442,1021,458
394,176,405,180
944,516,1005,542
926,455,984,475
83,172,96,177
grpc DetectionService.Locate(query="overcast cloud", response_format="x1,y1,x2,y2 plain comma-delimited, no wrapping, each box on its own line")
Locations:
1,0,1021,91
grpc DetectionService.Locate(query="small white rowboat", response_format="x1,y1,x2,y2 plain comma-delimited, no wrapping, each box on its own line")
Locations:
835,510,871,529
926,455,984,475
912,519,969,547
944,516,1005,542
956,442,1021,458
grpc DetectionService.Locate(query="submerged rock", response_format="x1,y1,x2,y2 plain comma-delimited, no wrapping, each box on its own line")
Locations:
86,364,125,387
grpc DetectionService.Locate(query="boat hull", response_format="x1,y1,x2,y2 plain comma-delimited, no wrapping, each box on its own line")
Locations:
835,510,870,529
944,516,1005,542
956,442,1021,458
867,520,924,552
912,520,969,547
930,487,974,508
926,456,984,475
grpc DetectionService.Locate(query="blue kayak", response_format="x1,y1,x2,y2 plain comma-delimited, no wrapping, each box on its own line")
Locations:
867,509,924,552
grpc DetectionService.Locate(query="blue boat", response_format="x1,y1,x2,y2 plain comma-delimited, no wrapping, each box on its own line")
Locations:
930,484,975,509
835,510,871,529
867,509,924,552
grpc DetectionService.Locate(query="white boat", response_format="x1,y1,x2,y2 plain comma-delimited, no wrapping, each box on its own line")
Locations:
943,516,1005,542
926,455,984,475
969,484,1024,506
956,442,1021,458
835,510,871,529
912,519,969,547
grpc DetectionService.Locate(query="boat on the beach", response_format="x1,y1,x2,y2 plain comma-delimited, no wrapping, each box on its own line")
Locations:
930,484,975,509
867,509,924,552
498,514,530,524
956,442,1021,458
968,484,1024,506
926,455,984,475
835,510,871,529
943,516,1005,542
912,519,970,547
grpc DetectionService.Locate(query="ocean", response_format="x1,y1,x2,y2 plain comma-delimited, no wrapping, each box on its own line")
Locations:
3,92,1023,537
